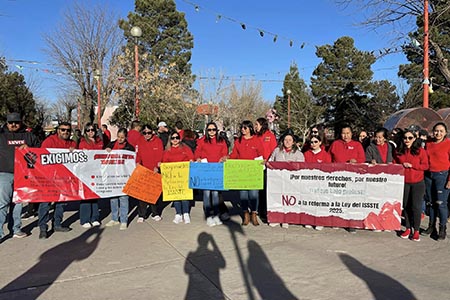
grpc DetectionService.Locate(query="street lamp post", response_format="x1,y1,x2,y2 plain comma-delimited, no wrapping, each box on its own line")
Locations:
131,26,142,119
423,0,429,108
287,89,292,128
94,69,102,128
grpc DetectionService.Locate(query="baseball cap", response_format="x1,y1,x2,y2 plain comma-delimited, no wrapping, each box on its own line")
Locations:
6,112,22,122
157,121,167,127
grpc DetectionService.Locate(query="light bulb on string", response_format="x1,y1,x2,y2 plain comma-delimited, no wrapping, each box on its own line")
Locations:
241,23,246,30
259,30,264,37
273,35,278,43
216,15,221,23
289,40,293,47
195,6,199,12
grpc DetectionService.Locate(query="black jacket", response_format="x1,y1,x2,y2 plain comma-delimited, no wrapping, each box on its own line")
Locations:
0,126,40,173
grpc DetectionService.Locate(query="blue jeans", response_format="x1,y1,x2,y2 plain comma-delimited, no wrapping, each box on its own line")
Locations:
110,196,129,224
79,200,99,224
0,172,22,237
38,202,65,231
240,190,259,212
203,190,219,218
426,171,450,226
174,200,190,215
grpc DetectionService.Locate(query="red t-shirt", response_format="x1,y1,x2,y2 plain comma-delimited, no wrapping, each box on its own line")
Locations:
304,149,332,163
230,135,264,160
376,143,389,164
329,139,365,163
41,134,77,149
426,138,450,172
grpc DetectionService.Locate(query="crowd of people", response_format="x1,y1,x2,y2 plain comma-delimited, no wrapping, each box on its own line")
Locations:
0,112,449,243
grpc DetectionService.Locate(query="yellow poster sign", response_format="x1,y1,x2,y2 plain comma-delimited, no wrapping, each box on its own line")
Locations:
160,162,193,201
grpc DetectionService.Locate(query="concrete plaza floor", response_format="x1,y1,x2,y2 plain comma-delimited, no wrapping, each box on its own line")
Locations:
0,196,449,300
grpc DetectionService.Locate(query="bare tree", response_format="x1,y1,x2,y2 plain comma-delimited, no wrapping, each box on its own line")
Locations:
43,2,122,126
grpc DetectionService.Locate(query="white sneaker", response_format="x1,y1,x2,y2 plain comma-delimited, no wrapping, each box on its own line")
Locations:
92,221,101,226
151,215,162,222
173,214,183,224
105,220,120,227
82,223,92,228
315,226,324,231
269,223,279,227
183,213,191,224
119,223,127,230
281,223,289,229
137,217,144,223
206,216,216,227
304,225,313,229
213,216,223,226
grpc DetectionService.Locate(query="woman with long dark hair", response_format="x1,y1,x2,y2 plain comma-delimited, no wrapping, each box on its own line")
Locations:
422,122,450,240
229,120,264,226
105,128,135,230
78,123,103,228
395,128,429,241
254,117,277,160
194,122,229,227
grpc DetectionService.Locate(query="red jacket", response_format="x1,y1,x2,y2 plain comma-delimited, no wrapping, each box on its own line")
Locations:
78,137,103,150
162,145,194,163
329,139,365,163
304,149,332,163
394,148,429,183
257,130,278,160
41,134,77,149
195,136,228,162
136,135,163,170
230,135,264,160
127,129,141,148
426,138,450,172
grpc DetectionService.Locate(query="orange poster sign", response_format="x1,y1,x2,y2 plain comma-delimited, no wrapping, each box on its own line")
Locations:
122,164,162,204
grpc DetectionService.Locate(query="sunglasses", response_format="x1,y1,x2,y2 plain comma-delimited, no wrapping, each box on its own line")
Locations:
241,126,249,130
171,136,180,140
59,128,71,132
404,136,414,140
311,130,319,134
85,129,95,133
207,128,217,132
310,140,320,144
7,121,21,125
142,131,153,135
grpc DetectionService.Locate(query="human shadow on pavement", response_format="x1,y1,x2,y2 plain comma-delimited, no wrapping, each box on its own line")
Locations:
0,227,104,300
339,254,416,300
184,232,226,300
247,240,299,300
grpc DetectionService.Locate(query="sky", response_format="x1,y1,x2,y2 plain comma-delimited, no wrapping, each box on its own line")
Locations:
0,0,412,104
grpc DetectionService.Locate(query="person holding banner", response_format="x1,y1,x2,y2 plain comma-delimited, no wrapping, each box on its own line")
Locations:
395,129,429,242
267,131,305,229
78,123,103,228
0,112,40,241
329,124,365,233
365,127,394,165
195,122,228,227
303,135,331,164
162,132,194,224
136,124,164,222
229,120,264,226
423,122,450,240
105,128,135,230
38,122,77,239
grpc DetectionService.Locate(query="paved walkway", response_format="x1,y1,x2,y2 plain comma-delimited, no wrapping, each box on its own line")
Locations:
0,197,448,300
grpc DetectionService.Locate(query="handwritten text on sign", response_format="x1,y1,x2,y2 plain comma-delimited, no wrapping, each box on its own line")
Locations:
160,162,193,201
122,164,162,204
189,162,225,190
223,159,264,190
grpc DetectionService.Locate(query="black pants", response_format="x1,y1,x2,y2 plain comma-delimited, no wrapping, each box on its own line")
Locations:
403,181,425,231
137,196,166,218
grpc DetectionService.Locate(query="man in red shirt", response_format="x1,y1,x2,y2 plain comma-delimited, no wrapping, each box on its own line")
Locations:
127,120,142,148
38,122,77,239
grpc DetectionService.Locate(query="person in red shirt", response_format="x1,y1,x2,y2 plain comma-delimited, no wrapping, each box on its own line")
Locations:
394,129,429,242
423,122,450,240
329,125,365,163
304,135,332,164
229,120,264,226
101,124,111,147
136,124,164,222
77,123,104,229
175,120,185,140
162,132,194,224
195,122,229,227
127,120,142,148
365,127,394,164
38,122,77,239
104,128,134,230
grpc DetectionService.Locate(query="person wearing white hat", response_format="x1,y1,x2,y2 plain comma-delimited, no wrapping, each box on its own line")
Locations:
157,121,169,146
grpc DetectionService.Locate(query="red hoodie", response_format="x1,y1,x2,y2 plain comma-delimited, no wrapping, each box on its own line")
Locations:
394,148,429,183
162,145,194,163
136,135,163,170
230,135,264,160
257,130,277,160
304,149,332,163
329,139,365,163
127,129,141,148
195,136,228,162
41,134,77,149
